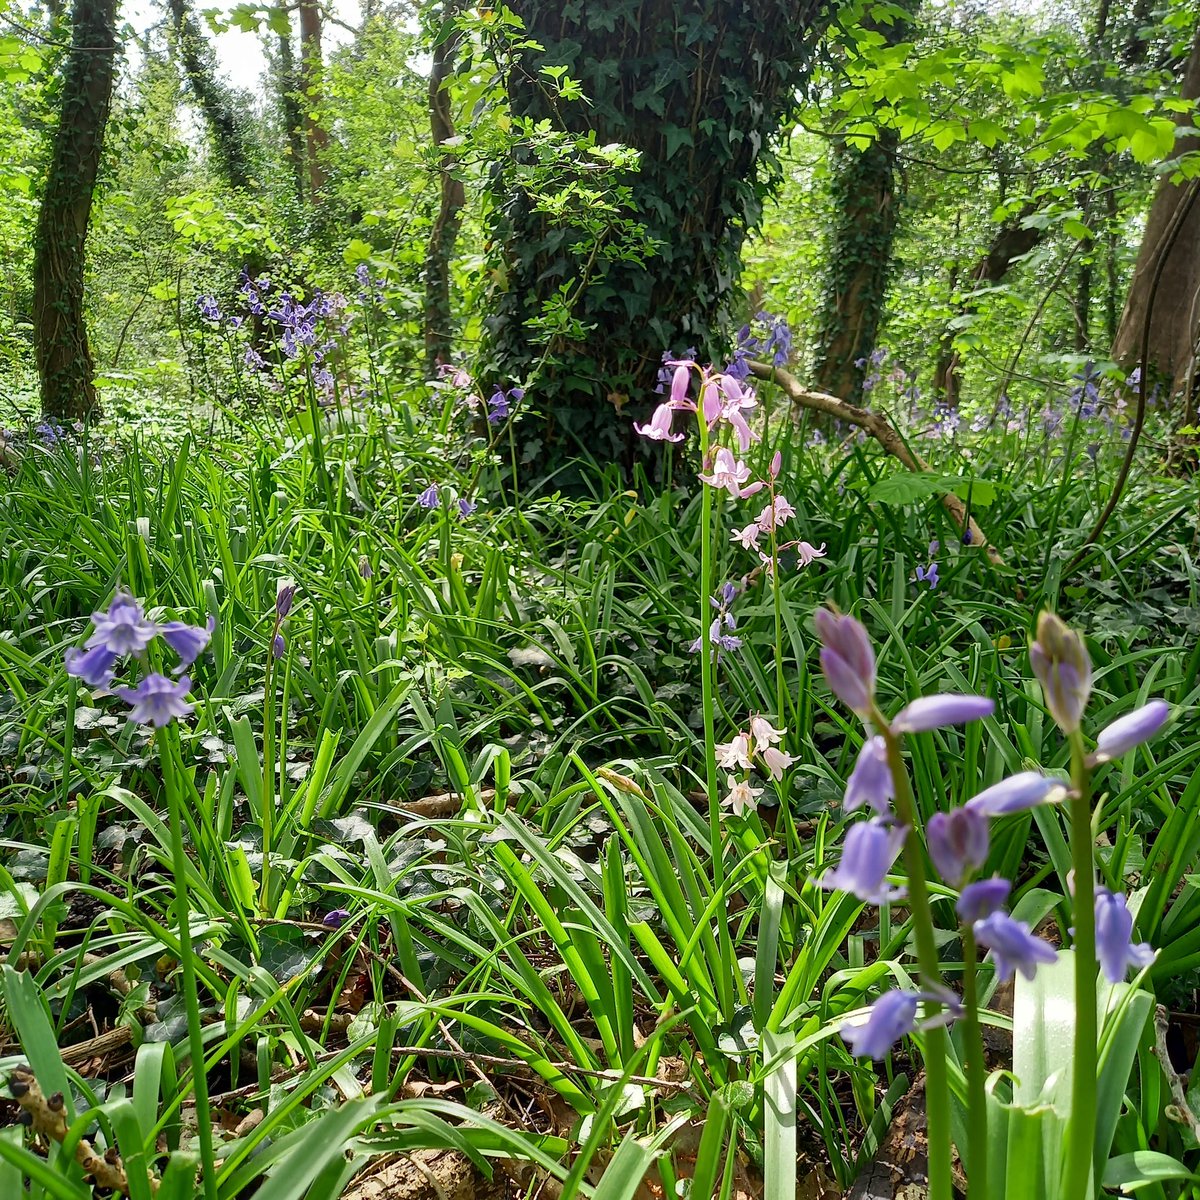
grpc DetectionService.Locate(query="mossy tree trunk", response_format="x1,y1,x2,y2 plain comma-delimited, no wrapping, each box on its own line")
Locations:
484,0,833,480
33,0,117,422
424,5,464,375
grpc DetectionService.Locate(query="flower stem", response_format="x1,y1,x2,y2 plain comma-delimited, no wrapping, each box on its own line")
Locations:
879,723,953,1200
962,927,989,1200
159,727,218,1200
696,409,732,1015
1063,730,1097,1200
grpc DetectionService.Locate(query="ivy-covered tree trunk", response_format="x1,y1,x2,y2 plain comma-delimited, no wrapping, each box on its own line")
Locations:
167,0,254,191
33,0,117,421
298,0,329,202
812,130,902,402
424,7,464,375
1112,25,1200,401
275,6,307,205
484,0,832,478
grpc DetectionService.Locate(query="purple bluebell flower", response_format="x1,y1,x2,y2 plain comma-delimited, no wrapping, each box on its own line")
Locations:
1090,700,1170,764
818,818,907,904
358,556,373,580
273,632,286,659
418,483,440,509
276,581,296,619
87,593,159,657
813,608,876,717
160,616,216,673
844,736,893,816
957,878,1011,924
197,295,221,322
1029,612,1092,733
244,347,267,371
1094,888,1155,982
65,645,118,689
36,421,65,445
891,694,994,734
965,771,1067,817
927,807,988,886
458,497,477,519
973,911,1057,982
841,990,918,1060
323,908,352,928
962,527,974,545
116,673,195,727
916,561,939,589
487,390,509,424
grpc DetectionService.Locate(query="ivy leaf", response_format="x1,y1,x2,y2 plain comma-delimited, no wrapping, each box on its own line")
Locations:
662,124,694,158
870,473,997,507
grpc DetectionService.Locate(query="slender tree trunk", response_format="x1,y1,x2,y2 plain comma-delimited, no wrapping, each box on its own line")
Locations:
424,8,464,375
297,0,329,202
276,11,306,205
1112,25,1200,400
33,0,117,421
167,0,254,191
934,210,1043,404
485,0,833,480
812,0,916,402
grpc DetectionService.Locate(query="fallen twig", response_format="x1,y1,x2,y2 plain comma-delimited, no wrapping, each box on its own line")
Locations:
748,361,1002,565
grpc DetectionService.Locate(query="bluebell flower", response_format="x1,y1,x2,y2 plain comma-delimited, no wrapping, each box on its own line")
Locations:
197,295,221,322
916,561,939,589
957,878,1011,924
841,990,919,1059
115,673,195,727
418,483,440,509
927,807,988,886
65,645,118,689
273,632,286,659
1094,889,1155,982
160,616,216,673
1090,700,1169,764
843,736,893,816
1029,612,1092,734
276,581,296,619
891,694,993,734
973,911,1057,982
87,592,159,656
458,497,477,519
813,608,877,717
818,818,907,904
965,771,1066,817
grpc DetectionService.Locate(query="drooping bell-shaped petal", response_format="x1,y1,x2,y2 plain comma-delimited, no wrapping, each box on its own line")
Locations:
1094,888,1155,982
65,644,118,689
701,380,722,425
956,878,1011,925
973,911,1057,982
1091,700,1170,765
698,448,760,498
723,775,763,817
761,746,795,781
160,616,216,673
965,771,1067,817
1029,611,1092,734
813,607,876,717
115,673,195,728
770,450,782,479
891,694,994,733
634,403,685,443
927,807,989,886
841,989,919,1060
716,732,753,771
749,716,785,752
844,736,893,816
818,818,907,904
669,363,691,407
86,592,159,657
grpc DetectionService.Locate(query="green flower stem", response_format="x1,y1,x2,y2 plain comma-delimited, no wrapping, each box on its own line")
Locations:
261,631,277,914
1063,730,1097,1200
879,722,953,1200
696,411,733,1015
962,926,988,1200
159,725,218,1200
767,492,786,726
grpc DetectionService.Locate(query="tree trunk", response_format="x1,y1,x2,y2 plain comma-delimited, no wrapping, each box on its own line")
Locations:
297,0,329,202
812,132,901,402
424,7,464,375
167,0,254,191
484,0,832,481
1112,25,1200,401
276,9,307,205
812,1,916,403
33,0,117,421
934,210,1043,404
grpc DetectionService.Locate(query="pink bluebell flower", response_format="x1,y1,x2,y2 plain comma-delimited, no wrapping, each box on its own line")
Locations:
698,448,760,498
634,403,685,443
794,541,827,567
761,746,795,781
723,776,763,817
716,733,753,771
